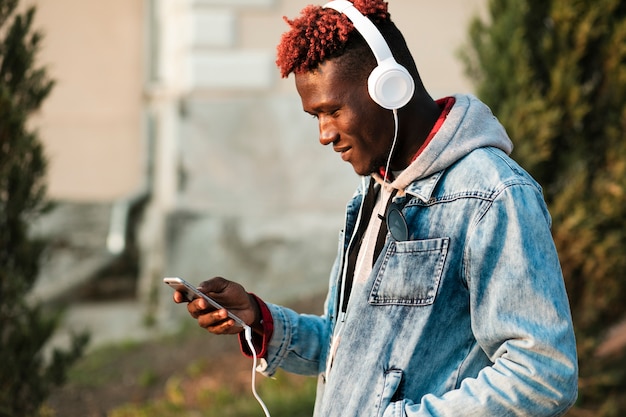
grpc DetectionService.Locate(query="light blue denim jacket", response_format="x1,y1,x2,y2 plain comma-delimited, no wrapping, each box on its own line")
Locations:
258,95,578,416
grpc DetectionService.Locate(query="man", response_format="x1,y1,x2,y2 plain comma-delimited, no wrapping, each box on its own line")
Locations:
174,0,578,415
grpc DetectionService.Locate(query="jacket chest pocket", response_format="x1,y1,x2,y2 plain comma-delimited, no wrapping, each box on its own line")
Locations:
369,237,449,306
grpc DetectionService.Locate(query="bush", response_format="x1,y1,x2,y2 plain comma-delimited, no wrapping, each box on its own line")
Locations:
0,1,88,416
461,0,626,415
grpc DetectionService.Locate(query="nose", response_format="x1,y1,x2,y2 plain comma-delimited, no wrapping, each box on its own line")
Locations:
318,116,338,147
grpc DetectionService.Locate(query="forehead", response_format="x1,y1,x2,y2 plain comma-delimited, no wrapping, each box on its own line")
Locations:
295,58,363,97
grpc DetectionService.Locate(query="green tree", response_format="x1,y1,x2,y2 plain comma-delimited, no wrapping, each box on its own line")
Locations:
0,1,88,416
461,0,626,415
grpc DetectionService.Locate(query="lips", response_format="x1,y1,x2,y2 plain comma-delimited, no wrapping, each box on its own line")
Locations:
335,146,352,161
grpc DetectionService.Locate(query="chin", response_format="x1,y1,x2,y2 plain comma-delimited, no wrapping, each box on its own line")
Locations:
352,166,376,177
349,163,365,176
348,158,378,177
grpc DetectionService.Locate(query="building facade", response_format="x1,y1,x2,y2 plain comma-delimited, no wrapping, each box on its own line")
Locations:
30,0,485,346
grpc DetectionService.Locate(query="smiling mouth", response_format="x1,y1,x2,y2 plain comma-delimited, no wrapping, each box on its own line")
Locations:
335,147,351,161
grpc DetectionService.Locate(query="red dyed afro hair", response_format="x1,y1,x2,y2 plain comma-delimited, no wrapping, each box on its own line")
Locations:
276,0,390,78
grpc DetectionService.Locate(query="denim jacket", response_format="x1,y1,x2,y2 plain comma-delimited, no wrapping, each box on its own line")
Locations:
258,95,578,416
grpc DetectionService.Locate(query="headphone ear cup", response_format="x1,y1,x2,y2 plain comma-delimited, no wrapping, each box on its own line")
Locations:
367,60,415,110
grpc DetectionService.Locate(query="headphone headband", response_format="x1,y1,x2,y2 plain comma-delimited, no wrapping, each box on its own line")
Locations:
323,0,414,109
324,0,393,63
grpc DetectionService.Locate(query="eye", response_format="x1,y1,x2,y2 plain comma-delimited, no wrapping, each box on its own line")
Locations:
329,108,341,118
304,110,319,120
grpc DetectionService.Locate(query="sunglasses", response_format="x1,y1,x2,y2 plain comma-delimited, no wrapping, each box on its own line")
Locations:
385,200,409,241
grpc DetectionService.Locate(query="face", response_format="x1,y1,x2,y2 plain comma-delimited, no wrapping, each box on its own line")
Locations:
295,59,395,176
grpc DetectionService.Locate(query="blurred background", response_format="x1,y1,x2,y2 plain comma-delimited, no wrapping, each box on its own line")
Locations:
28,0,485,349
6,0,625,416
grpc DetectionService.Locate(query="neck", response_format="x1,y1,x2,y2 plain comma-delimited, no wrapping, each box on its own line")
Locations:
390,94,441,170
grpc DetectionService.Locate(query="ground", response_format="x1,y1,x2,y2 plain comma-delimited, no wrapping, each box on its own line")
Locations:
46,293,325,417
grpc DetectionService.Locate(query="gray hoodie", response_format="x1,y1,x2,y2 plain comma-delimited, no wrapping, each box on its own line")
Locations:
375,94,514,194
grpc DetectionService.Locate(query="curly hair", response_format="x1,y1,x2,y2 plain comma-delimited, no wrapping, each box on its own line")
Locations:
276,0,391,78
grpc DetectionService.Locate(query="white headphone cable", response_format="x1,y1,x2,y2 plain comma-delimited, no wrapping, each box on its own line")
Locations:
243,325,272,417
382,108,400,198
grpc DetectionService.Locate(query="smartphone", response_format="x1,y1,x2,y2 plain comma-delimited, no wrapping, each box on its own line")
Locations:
163,277,247,328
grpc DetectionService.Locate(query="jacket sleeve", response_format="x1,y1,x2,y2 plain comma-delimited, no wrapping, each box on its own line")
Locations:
387,183,578,417
253,302,331,377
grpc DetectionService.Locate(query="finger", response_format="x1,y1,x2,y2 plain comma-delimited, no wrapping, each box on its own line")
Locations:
197,277,230,297
197,309,240,334
206,320,242,335
187,297,210,318
173,290,188,303
202,318,242,335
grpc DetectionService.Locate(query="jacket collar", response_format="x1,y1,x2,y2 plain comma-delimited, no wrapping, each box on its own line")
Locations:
403,170,444,203
365,169,445,205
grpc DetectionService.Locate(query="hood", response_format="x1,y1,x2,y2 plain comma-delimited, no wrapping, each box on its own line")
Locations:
373,94,513,197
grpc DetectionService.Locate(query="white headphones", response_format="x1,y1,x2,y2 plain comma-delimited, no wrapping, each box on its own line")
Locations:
323,0,415,110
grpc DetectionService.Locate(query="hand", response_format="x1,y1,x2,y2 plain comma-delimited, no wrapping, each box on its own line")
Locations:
173,277,261,335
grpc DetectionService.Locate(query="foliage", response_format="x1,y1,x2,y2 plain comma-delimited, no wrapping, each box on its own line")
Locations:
461,0,626,415
108,367,316,417
0,1,88,416
43,319,316,416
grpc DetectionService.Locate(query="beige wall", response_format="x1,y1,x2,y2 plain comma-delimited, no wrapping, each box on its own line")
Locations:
240,0,485,97
32,0,144,201
27,0,489,346
30,0,484,203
